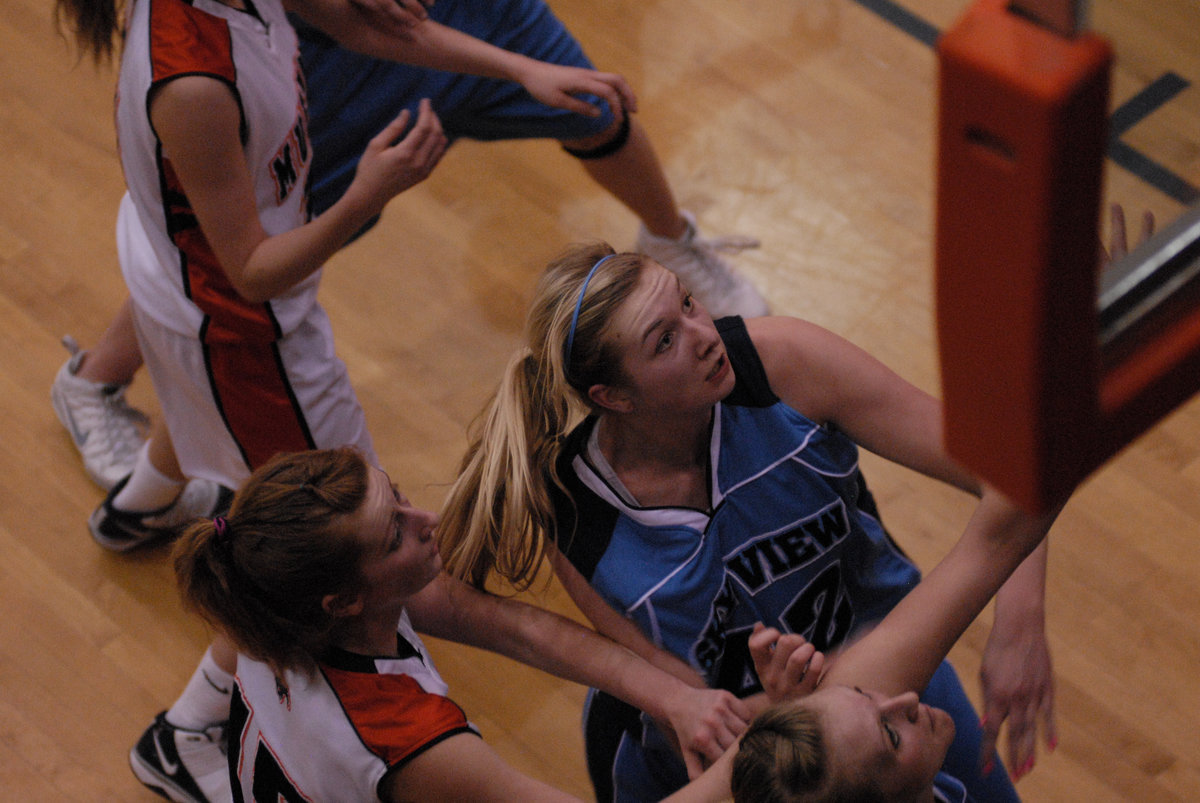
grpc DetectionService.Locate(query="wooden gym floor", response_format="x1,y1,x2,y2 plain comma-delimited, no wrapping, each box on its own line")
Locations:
1,0,1198,799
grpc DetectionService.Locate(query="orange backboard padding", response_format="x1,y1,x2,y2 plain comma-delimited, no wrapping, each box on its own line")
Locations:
936,0,1112,511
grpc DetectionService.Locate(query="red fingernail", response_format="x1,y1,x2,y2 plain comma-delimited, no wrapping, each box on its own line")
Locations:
982,759,994,776
1048,736,1058,752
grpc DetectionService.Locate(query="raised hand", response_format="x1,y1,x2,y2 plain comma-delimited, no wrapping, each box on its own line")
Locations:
348,98,447,214
747,623,825,703
1101,202,1156,267
979,618,1056,780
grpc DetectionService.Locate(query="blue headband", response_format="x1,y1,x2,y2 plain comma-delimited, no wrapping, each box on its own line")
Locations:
564,254,618,376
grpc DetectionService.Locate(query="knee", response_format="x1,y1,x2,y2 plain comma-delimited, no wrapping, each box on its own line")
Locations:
561,112,631,160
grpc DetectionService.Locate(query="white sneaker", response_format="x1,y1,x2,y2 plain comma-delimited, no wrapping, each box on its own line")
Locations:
51,335,149,490
130,712,231,803
635,210,768,319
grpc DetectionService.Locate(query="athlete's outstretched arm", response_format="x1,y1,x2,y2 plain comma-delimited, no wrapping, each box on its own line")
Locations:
548,548,765,778
751,491,1057,700
380,732,579,803
746,314,1059,774
286,0,637,120
406,571,752,778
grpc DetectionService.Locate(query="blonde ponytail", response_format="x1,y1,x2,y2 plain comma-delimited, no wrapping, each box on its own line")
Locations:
440,347,570,588
439,243,645,589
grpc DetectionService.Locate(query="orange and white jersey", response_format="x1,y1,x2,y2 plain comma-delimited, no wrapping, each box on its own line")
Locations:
229,610,478,802
115,0,316,343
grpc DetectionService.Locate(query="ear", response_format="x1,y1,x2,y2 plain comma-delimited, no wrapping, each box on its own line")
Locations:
587,383,634,414
322,592,364,619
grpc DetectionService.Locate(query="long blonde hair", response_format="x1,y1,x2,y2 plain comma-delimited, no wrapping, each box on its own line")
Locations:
439,243,646,588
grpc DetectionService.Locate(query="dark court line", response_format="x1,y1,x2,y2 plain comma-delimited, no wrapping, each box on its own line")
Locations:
1109,140,1200,205
850,0,940,47
1109,73,1197,205
1110,72,1190,136
848,0,1197,204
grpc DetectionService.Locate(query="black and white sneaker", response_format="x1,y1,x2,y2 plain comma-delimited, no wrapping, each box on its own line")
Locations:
89,475,233,551
130,712,231,803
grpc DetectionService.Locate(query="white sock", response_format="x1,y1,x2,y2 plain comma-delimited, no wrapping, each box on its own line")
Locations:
165,647,234,730
113,442,184,512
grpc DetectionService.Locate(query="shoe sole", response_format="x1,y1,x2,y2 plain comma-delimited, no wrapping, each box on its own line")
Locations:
129,746,205,803
89,505,176,552
90,519,176,552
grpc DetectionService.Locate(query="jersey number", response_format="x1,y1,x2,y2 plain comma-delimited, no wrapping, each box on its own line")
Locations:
251,743,309,803
779,562,854,651
229,689,310,803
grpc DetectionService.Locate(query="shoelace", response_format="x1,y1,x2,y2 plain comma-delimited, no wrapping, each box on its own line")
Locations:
99,386,150,467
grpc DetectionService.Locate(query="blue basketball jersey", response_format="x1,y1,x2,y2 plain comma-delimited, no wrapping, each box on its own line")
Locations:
557,318,1017,803
554,317,921,695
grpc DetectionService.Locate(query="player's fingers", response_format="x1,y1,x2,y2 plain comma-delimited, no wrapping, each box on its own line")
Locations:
978,707,1004,776
747,623,778,652
583,79,624,120
406,99,440,135
721,709,748,740
408,108,447,157
389,102,443,156
558,90,602,118
1140,209,1156,245
1042,697,1059,754
1110,203,1128,260
801,651,825,692
372,110,413,150
352,0,420,33
783,643,816,687
394,0,429,20
722,694,753,728
1008,691,1047,779
709,720,740,753
607,74,638,114
682,746,705,781
1009,702,1039,779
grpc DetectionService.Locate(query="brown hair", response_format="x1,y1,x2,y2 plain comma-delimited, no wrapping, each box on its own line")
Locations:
173,448,370,674
55,0,124,64
439,242,645,588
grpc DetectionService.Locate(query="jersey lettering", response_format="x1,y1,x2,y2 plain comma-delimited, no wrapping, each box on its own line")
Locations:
692,501,856,691
270,92,310,205
271,140,300,202
724,501,850,592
